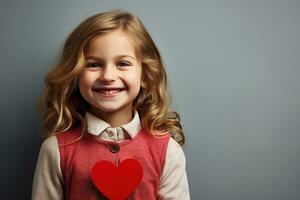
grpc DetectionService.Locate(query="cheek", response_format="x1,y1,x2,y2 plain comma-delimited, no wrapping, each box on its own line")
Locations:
78,72,96,92
126,67,142,85
125,73,142,88
79,71,94,83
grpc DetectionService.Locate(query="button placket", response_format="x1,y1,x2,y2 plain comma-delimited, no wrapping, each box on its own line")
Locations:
116,127,123,140
109,143,120,153
106,128,117,140
108,143,120,165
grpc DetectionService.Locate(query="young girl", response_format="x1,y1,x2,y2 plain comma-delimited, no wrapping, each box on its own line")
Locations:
32,10,190,200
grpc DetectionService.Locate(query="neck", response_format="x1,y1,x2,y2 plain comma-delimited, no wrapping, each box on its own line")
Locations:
88,106,133,128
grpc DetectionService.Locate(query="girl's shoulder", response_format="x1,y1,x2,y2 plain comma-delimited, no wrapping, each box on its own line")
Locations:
141,129,171,140
138,129,172,149
38,135,59,162
167,136,185,158
55,127,82,138
54,127,85,147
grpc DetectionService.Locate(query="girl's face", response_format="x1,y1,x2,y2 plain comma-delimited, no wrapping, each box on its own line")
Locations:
79,30,144,125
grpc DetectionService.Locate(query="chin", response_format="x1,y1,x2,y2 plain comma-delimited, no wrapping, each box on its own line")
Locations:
95,104,127,113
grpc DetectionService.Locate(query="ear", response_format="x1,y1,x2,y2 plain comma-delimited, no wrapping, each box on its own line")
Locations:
141,80,147,88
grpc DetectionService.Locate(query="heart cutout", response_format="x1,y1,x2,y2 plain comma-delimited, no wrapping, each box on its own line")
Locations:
91,158,143,200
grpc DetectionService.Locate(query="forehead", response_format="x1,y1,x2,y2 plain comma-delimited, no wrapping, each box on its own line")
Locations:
85,30,138,58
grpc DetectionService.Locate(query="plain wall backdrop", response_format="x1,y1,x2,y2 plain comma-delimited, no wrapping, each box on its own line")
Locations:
0,0,299,199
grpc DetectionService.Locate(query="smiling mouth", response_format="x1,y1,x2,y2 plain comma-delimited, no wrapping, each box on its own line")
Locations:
93,88,125,96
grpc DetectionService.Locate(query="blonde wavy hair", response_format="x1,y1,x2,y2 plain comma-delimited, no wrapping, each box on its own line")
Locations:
37,10,185,145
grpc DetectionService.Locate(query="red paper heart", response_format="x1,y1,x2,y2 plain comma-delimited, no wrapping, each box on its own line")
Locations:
90,158,143,200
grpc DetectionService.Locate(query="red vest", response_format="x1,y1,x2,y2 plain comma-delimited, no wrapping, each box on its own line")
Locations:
56,128,170,200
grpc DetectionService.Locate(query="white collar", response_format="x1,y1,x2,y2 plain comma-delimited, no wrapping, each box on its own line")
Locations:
85,110,141,139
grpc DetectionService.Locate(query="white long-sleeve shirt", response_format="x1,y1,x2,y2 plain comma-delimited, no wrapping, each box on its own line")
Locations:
32,110,190,200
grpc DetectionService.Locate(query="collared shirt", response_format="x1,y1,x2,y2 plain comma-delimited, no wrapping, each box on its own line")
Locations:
32,110,190,200
85,110,142,141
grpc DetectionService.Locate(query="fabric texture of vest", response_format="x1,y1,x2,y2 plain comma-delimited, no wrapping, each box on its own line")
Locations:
56,127,170,200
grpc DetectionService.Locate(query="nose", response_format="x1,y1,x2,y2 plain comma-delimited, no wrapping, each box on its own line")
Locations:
100,64,118,82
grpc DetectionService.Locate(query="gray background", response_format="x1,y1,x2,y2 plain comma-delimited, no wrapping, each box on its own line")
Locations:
0,0,299,199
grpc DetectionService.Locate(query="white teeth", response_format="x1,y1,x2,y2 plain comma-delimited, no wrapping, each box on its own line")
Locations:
97,89,121,95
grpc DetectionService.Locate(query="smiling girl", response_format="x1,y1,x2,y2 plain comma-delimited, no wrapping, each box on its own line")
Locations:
32,10,190,200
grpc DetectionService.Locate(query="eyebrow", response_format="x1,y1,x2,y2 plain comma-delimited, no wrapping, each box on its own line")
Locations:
85,55,136,61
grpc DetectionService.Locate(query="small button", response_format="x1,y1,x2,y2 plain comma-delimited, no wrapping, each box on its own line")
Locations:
107,131,114,137
109,144,120,153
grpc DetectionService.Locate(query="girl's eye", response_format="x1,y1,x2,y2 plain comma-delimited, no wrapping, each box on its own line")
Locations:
86,63,101,68
118,61,131,67
86,61,131,68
